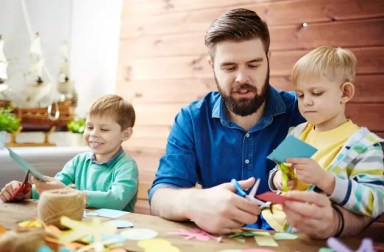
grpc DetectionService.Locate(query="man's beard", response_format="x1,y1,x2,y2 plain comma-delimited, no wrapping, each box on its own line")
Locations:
215,72,270,117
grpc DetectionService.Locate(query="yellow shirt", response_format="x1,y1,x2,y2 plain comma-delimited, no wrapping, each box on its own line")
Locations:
262,120,360,231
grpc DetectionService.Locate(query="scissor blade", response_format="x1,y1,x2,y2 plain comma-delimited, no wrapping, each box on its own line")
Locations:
248,178,260,198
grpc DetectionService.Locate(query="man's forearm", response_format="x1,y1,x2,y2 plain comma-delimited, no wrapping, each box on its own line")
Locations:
338,205,372,237
150,187,196,221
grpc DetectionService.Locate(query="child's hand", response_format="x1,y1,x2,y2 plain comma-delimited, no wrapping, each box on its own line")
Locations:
0,181,31,202
32,176,66,195
286,158,335,194
273,170,296,191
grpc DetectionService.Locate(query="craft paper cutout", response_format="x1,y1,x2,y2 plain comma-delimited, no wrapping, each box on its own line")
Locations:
169,228,222,242
0,225,6,235
256,192,294,205
254,235,278,247
59,216,116,244
267,135,317,163
18,218,42,228
6,147,46,181
91,208,129,218
107,220,134,228
327,237,375,252
120,228,158,240
138,239,180,252
37,246,71,252
272,232,298,240
243,249,275,252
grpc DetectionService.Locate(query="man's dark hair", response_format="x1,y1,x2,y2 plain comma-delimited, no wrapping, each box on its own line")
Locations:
205,8,270,56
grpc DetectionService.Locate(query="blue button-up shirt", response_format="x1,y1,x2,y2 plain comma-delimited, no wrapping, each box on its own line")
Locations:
149,86,304,200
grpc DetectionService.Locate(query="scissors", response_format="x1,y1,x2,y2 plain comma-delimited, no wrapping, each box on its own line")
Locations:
231,178,271,209
10,171,32,201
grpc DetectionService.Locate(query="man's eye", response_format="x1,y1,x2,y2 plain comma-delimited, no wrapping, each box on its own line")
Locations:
248,65,259,68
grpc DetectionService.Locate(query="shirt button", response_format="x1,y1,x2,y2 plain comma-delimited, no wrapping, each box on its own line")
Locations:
246,133,250,138
245,159,249,164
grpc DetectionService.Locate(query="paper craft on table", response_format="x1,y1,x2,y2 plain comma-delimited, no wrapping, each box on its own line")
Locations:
256,192,295,205
90,208,129,218
267,135,317,163
6,147,46,182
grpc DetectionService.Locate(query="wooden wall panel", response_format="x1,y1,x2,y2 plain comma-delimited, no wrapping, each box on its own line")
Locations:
118,47,384,82
122,0,384,30
119,19,384,58
118,0,384,204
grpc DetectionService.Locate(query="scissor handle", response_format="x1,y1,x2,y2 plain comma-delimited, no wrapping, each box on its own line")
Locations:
231,179,247,197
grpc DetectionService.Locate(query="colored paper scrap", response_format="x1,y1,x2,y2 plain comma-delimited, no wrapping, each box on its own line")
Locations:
272,232,298,240
138,239,180,252
107,220,134,228
59,216,117,244
256,192,298,205
254,235,278,247
121,228,158,240
169,228,222,242
91,208,129,218
267,135,317,163
6,147,46,181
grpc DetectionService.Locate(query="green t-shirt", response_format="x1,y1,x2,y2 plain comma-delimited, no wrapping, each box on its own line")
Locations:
33,148,138,212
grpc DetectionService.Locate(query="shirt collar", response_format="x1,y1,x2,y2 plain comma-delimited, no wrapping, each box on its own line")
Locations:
211,85,288,129
88,147,124,165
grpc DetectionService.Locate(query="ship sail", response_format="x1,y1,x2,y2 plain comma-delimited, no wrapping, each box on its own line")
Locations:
22,33,52,107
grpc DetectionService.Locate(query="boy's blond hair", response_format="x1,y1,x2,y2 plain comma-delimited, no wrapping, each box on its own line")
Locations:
88,94,135,130
291,46,357,86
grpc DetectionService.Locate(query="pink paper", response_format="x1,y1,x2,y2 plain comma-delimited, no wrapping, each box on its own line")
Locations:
256,192,291,204
169,228,222,242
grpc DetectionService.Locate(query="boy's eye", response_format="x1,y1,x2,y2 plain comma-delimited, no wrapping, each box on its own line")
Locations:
101,129,109,132
312,92,323,96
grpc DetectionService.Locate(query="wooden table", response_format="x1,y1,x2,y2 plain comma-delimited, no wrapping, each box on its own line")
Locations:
0,200,382,252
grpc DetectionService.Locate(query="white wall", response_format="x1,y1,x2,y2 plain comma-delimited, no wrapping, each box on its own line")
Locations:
0,0,122,117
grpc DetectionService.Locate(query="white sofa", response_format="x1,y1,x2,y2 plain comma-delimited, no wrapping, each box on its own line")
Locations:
0,146,89,187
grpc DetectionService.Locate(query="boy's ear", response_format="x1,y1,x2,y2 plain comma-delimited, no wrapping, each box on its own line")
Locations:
122,127,133,141
340,82,355,103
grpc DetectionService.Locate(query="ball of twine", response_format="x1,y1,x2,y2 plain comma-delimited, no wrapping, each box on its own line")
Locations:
38,187,86,229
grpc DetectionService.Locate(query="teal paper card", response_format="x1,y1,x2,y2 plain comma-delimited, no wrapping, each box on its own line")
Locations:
267,135,317,163
6,147,46,182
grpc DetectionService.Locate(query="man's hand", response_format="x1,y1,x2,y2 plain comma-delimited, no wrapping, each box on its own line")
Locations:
150,177,261,234
0,181,31,202
282,191,339,239
286,158,335,194
32,176,66,195
185,177,261,234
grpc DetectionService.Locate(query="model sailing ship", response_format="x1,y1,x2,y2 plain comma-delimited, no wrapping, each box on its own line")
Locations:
0,34,76,132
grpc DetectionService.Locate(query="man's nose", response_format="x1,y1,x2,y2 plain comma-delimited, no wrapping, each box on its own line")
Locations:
235,69,250,84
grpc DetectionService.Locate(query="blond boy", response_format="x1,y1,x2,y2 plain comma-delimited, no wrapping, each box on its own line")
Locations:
264,46,384,232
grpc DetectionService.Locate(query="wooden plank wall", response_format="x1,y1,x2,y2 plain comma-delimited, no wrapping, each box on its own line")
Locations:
117,0,384,212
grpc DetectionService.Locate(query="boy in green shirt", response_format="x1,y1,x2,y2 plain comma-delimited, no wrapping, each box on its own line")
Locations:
0,95,139,212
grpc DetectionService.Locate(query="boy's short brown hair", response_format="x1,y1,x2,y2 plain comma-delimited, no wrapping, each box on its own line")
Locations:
205,8,270,57
88,94,135,130
292,46,357,86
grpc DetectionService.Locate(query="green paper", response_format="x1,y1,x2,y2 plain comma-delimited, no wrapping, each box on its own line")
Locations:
6,147,46,182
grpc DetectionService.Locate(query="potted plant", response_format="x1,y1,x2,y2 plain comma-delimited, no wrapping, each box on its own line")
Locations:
0,106,21,147
67,118,85,134
66,118,86,146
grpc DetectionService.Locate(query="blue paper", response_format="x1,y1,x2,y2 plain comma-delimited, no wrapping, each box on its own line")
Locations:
92,208,129,218
6,147,46,182
267,135,317,163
